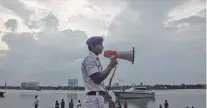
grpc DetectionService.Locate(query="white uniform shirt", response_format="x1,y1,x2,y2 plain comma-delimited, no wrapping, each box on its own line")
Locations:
33,98,39,105
77,102,81,108
81,51,105,91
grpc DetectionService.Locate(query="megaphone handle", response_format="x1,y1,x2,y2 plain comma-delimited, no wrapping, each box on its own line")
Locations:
104,66,117,103
108,66,117,92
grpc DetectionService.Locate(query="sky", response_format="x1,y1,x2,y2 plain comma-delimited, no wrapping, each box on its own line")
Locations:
0,0,206,86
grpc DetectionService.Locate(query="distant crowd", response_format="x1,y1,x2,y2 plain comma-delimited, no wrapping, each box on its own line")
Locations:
159,100,195,108
54,98,81,108
32,95,196,108
32,95,81,108
32,95,129,108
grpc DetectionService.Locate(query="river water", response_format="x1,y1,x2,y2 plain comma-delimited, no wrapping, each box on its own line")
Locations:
0,89,205,108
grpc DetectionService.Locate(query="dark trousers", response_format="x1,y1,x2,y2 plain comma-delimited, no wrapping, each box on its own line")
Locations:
35,104,38,108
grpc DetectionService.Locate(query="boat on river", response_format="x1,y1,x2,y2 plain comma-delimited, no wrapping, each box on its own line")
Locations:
113,85,155,99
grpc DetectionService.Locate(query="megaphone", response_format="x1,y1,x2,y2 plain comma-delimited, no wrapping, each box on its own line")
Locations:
104,47,135,64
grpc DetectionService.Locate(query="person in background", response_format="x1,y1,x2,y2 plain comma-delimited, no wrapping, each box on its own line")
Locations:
109,100,115,108
55,100,59,108
124,101,127,108
61,99,65,108
159,104,163,108
115,100,122,108
33,95,39,108
69,99,74,108
164,100,169,108
77,100,81,108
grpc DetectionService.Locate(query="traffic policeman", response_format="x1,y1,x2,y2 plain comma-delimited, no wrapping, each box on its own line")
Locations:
81,36,118,108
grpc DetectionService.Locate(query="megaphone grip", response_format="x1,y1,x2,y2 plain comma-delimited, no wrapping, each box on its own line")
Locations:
104,50,117,58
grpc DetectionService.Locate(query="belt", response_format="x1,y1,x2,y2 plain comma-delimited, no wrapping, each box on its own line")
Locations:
86,91,105,97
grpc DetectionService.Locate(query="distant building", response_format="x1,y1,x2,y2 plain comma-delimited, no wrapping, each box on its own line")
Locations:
21,82,40,89
68,79,78,88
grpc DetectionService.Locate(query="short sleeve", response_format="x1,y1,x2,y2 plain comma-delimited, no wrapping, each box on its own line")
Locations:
84,57,99,76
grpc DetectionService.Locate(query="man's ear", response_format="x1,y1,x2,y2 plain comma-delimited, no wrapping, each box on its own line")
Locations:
90,45,96,50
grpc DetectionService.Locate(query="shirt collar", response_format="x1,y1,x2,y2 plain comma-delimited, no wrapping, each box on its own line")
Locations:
89,51,98,60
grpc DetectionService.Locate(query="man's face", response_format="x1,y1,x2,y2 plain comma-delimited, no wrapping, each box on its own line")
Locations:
93,43,104,54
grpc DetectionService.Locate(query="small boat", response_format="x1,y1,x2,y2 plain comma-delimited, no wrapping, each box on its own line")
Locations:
0,91,6,97
113,86,155,99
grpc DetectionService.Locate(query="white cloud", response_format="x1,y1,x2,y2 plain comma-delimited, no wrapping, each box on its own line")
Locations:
0,41,8,50
167,0,206,22
163,0,206,34
0,6,31,50
19,0,127,37
0,7,28,32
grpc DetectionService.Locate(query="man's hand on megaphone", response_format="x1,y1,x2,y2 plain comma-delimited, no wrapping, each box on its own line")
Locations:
108,56,118,68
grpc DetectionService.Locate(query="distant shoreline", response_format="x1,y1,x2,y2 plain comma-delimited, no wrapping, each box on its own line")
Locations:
0,88,206,91
0,84,206,91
